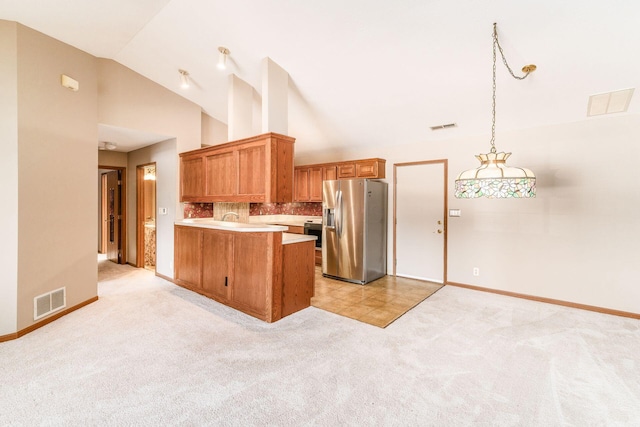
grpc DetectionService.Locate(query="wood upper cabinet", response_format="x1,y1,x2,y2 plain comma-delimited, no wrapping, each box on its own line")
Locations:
293,158,386,201
308,167,323,201
237,143,266,197
180,132,295,203
181,157,204,199
323,165,337,181
294,166,323,202
205,150,236,197
294,167,310,202
337,162,356,179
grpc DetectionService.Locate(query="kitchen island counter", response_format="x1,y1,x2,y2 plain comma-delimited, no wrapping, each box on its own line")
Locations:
174,223,315,322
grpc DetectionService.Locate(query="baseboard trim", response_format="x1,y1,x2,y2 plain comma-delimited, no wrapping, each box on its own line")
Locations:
0,296,99,343
446,282,640,320
155,272,176,284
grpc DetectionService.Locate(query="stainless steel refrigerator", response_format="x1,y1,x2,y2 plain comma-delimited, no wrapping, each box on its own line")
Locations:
322,179,388,284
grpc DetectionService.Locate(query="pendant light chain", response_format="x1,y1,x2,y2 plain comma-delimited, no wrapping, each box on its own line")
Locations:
490,23,533,154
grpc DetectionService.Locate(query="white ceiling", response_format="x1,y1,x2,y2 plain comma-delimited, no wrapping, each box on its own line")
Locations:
2,0,639,155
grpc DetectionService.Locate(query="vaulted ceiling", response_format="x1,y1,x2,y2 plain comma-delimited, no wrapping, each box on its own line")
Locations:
2,0,639,155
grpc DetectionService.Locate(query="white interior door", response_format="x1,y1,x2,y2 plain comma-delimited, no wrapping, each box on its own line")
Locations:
395,162,445,283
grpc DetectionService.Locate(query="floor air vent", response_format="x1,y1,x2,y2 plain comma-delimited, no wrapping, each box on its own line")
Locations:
34,287,66,320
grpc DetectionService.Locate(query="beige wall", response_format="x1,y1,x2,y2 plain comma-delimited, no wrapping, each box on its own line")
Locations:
97,59,206,277
302,114,640,315
98,150,127,167
0,21,19,335
15,24,99,330
97,58,201,155
127,139,177,278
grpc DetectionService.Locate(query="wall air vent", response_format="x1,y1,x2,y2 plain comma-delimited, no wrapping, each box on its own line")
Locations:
34,287,66,320
430,123,457,131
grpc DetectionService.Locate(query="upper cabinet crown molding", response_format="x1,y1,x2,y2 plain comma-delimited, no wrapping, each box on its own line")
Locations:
180,132,295,204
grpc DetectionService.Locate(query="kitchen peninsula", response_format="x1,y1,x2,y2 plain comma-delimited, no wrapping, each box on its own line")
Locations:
174,218,316,322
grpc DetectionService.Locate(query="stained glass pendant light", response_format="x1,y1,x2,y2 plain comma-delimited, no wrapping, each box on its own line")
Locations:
455,23,537,199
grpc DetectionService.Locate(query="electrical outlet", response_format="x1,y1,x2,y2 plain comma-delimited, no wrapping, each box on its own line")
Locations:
473,267,480,277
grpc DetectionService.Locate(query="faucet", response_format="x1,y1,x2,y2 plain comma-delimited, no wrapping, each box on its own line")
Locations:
222,211,240,221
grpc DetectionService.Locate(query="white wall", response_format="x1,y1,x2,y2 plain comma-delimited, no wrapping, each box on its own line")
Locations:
201,112,228,146
127,139,177,278
298,114,640,315
0,20,19,336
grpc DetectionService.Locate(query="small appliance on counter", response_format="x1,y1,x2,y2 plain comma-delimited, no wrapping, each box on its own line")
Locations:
322,179,388,284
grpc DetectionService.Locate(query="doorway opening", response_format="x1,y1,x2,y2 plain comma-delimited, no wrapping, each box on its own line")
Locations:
393,160,448,283
98,166,127,264
136,163,157,271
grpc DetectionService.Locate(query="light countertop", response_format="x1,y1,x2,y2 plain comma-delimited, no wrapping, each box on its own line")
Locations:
282,232,317,245
175,218,287,232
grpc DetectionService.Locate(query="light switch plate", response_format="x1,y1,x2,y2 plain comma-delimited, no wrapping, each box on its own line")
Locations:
449,209,461,217
159,207,167,215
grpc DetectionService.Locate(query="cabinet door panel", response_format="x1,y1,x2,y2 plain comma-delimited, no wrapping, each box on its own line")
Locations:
238,145,266,196
294,168,309,202
309,167,323,201
181,157,204,199
323,165,337,181
356,161,378,178
337,162,356,179
206,151,236,196
202,230,233,301
232,233,268,315
175,227,203,288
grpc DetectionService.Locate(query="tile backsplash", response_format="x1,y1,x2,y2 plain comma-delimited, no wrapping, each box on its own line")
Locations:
183,202,322,218
250,202,322,216
183,203,213,218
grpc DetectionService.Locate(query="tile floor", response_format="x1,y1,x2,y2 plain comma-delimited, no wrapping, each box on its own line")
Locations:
311,268,443,328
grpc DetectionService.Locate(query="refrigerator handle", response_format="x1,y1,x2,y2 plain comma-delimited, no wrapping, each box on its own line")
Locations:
336,190,342,237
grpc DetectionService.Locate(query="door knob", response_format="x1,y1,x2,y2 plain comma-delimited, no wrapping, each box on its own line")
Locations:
437,220,442,225
437,229,443,234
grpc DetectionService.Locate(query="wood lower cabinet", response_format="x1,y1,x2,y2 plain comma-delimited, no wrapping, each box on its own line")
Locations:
202,231,233,302
174,226,203,289
174,225,314,322
281,241,315,318
180,132,295,203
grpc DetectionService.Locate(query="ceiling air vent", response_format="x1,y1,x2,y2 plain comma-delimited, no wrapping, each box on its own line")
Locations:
587,88,634,116
430,123,457,131
34,287,66,320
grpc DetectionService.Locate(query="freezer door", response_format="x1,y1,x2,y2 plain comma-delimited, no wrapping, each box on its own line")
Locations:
337,179,366,281
322,180,340,277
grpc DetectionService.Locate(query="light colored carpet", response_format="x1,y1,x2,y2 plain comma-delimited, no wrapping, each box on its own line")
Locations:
1,260,639,426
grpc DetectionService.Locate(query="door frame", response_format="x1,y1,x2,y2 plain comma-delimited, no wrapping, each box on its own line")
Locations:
393,159,448,283
136,162,156,268
98,165,127,264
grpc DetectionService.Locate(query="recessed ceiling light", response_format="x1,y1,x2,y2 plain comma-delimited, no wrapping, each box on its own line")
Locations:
587,88,634,116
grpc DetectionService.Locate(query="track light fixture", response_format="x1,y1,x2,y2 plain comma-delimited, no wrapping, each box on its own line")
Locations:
178,69,190,89
217,47,229,70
